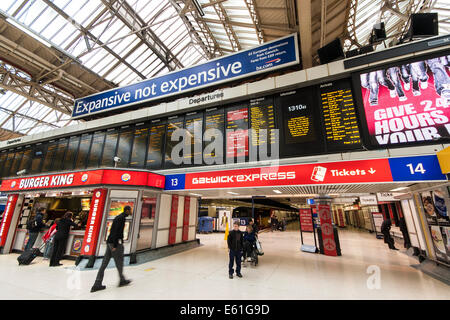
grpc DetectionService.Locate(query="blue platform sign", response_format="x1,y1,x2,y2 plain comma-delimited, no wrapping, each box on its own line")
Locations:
388,155,447,182
72,34,299,118
165,174,186,190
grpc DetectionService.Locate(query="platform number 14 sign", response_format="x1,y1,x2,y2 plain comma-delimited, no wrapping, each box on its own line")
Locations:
406,163,426,175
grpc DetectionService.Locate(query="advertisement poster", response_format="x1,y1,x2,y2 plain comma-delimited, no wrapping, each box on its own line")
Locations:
318,204,337,256
108,200,135,217
217,210,231,232
430,225,447,262
299,208,313,232
371,213,384,233
81,198,91,211
432,189,449,223
71,236,84,256
105,220,130,241
359,54,450,147
443,227,450,254
421,191,437,224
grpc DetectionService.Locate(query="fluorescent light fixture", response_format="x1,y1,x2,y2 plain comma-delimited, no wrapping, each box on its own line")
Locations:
227,191,239,195
390,187,409,192
192,0,205,17
273,190,282,194
6,18,52,48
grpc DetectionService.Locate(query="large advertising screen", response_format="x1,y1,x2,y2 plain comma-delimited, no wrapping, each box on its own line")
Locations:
356,54,450,148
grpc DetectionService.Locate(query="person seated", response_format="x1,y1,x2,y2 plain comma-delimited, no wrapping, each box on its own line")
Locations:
243,225,256,263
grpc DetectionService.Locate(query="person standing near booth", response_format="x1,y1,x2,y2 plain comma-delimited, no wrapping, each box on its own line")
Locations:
381,218,399,251
25,208,46,251
49,212,79,267
91,206,132,293
227,221,244,279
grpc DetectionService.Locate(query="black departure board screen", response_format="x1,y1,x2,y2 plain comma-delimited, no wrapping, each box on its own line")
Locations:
116,128,134,167
249,96,276,159
42,142,57,172
226,105,249,159
52,138,68,171
319,80,362,151
75,134,92,169
204,107,225,163
130,124,149,168
87,132,105,168
185,112,203,165
10,150,23,175
0,152,6,177
19,148,32,172
30,144,44,174
276,88,325,157
63,136,80,170
3,152,15,177
101,129,119,167
164,116,184,168
147,120,165,169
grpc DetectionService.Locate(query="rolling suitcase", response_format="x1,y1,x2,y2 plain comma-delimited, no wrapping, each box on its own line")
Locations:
17,242,45,265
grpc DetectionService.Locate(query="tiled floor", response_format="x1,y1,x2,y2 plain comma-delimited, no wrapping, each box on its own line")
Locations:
0,223,448,300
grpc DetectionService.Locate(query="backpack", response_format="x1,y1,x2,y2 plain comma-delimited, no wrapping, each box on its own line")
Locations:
26,218,36,230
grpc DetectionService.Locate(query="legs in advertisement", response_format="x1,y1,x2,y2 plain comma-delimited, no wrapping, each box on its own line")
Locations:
410,61,428,95
25,232,38,251
386,67,407,101
368,71,379,105
91,243,130,293
426,58,450,100
401,64,411,90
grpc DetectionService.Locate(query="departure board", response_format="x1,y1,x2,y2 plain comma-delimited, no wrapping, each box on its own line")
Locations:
19,148,32,172
87,132,105,168
164,116,184,168
249,97,276,159
75,134,92,169
30,144,45,174
147,120,165,169
42,142,57,172
53,138,68,171
276,88,325,157
10,149,23,175
319,80,361,151
204,108,225,163
116,128,134,167
226,105,249,159
63,136,80,170
184,112,203,165
101,129,118,167
130,125,149,168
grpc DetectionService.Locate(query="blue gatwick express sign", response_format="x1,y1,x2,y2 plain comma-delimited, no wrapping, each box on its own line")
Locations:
72,34,299,118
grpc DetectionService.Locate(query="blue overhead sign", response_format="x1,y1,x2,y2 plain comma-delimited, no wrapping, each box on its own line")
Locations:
388,155,447,182
72,34,299,119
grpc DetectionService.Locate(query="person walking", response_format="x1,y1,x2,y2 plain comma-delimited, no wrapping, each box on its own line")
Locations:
91,206,132,292
227,221,244,279
25,208,46,251
398,217,411,249
49,212,79,267
381,218,399,250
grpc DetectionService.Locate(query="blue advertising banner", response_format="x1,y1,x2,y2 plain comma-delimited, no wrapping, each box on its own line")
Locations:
72,34,299,119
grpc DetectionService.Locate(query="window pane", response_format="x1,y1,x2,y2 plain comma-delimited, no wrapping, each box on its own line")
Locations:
129,125,148,169
42,142,57,173
116,128,134,168
18,148,32,172
63,136,80,171
52,138,68,171
30,144,45,174
101,129,119,167
146,121,165,169
75,133,93,169
0,152,7,177
87,131,105,168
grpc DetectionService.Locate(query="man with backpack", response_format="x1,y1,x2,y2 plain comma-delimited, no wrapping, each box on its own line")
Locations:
25,208,46,251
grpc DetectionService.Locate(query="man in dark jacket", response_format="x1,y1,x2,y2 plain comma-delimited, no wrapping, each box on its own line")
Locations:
25,208,46,251
227,221,244,279
49,211,79,266
381,218,398,250
398,217,411,249
91,206,132,292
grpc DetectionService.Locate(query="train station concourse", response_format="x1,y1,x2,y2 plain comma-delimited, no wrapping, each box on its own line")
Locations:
0,0,448,306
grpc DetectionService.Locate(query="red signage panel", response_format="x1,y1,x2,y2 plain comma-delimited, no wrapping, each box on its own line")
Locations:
182,197,190,241
82,188,107,256
299,208,313,232
0,194,19,248
168,195,179,245
318,204,338,256
184,158,393,189
337,209,345,227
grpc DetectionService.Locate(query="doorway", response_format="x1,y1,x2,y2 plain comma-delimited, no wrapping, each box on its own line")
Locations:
136,194,157,251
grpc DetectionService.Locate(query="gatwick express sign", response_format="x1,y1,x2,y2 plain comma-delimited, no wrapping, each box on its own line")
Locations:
165,155,447,190
72,34,299,118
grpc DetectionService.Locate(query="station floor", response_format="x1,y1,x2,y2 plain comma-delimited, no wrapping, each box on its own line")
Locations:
0,223,449,300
